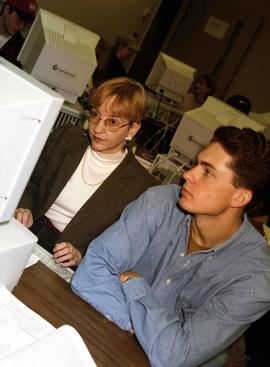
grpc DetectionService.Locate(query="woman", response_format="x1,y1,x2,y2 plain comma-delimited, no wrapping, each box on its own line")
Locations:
15,77,157,267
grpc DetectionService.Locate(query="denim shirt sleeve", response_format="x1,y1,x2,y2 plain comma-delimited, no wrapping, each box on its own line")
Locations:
121,275,270,367
71,187,158,330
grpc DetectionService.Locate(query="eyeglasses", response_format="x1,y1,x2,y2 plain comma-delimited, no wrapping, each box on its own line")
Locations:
88,109,131,132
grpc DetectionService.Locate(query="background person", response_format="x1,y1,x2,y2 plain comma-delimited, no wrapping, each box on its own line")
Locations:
226,94,252,115
0,0,37,67
181,73,217,112
79,34,140,110
244,309,270,367
72,126,270,367
92,33,141,88
15,77,157,267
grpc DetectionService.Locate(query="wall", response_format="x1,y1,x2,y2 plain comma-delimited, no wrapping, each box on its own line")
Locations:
33,0,270,112
129,0,185,82
37,0,160,46
225,0,270,112
161,0,270,112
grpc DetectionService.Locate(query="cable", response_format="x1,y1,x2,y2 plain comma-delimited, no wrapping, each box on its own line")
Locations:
151,117,180,153
143,124,166,148
150,151,179,171
144,116,177,153
150,125,168,153
167,162,188,184
155,89,164,120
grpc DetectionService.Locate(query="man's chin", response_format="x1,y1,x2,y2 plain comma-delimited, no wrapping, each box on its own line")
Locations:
178,197,193,213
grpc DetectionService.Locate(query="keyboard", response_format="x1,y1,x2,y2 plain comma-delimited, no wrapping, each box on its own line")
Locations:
33,244,74,283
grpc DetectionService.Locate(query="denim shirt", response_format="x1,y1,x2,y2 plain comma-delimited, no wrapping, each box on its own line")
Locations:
72,185,270,367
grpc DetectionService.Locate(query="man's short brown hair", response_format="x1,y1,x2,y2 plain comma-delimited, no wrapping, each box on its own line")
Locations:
211,126,270,208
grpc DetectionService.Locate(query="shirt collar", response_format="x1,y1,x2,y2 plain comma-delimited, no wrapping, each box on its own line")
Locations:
210,214,251,253
184,213,252,254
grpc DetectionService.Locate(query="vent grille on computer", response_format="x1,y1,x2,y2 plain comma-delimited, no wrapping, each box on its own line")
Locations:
53,111,80,128
45,28,93,63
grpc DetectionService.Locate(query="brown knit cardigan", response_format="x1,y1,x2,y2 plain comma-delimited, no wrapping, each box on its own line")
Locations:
19,125,158,255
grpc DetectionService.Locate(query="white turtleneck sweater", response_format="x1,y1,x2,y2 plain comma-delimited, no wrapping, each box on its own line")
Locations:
45,146,127,232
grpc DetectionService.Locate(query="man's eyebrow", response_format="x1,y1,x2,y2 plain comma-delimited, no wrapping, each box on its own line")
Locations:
198,159,217,171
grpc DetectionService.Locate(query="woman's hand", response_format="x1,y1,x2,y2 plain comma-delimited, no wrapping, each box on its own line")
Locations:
53,242,82,267
14,208,33,228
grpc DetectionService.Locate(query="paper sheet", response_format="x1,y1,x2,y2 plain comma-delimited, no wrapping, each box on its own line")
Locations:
0,325,96,367
0,287,96,366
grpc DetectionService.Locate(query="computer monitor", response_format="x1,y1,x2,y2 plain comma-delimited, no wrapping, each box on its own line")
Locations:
18,9,100,104
170,96,265,163
0,217,38,291
145,52,197,103
0,57,64,290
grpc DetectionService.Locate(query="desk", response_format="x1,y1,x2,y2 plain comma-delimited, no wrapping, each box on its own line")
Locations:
13,262,149,367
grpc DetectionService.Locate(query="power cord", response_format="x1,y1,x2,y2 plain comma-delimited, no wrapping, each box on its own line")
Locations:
155,89,164,120
167,162,188,184
150,151,179,172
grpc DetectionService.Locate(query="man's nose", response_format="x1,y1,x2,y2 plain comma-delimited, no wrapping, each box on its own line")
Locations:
183,166,196,183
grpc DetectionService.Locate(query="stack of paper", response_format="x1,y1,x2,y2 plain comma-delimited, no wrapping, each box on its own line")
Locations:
0,287,96,366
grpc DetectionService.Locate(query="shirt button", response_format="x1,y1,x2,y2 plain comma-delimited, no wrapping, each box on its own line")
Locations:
180,253,185,257
166,278,171,285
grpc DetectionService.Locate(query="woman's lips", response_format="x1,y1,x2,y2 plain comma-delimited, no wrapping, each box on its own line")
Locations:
92,136,105,143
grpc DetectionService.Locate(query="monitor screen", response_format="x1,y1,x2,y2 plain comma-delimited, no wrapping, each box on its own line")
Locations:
145,52,197,103
0,57,64,223
18,9,100,104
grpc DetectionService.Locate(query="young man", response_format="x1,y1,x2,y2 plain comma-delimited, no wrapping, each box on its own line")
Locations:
71,126,270,366
0,0,37,67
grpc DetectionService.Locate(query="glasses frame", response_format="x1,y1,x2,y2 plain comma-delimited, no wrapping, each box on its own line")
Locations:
88,109,132,132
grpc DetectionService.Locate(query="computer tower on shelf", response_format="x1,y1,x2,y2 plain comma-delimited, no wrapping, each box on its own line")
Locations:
149,153,190,185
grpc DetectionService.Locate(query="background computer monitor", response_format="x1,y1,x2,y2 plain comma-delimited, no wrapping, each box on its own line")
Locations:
170,96,265,163
18,9,100,104
145,52,197,103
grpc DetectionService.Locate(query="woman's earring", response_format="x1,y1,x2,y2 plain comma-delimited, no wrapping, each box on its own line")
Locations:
125,136,132,142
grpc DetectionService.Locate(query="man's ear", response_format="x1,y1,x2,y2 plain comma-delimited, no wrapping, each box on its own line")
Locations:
231,188,253,208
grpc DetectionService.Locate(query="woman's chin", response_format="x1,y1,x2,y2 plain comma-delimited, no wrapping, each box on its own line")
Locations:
91,140,106,151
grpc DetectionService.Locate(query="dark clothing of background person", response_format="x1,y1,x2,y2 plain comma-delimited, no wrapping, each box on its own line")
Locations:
245,310,270,366
0,31,23,67
245,194,270,366
98,51,127,80
92,48,127,88
92,34,140,88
